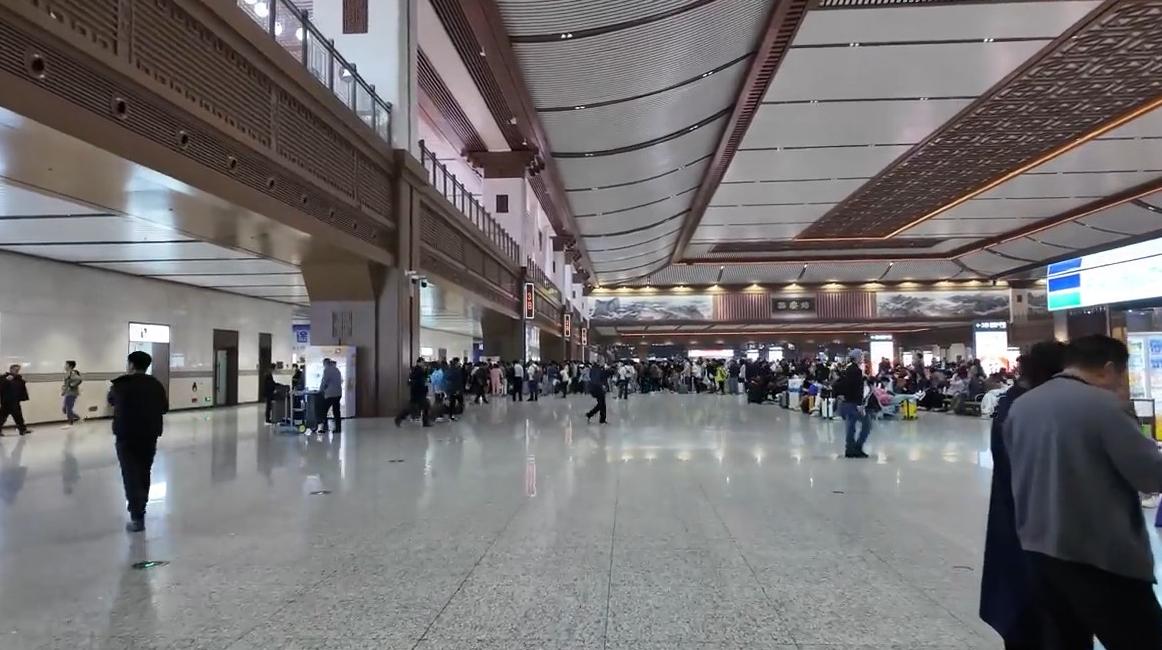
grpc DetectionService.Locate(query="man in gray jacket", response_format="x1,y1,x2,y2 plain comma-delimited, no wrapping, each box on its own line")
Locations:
317,359,343,434
1005,335,1162,648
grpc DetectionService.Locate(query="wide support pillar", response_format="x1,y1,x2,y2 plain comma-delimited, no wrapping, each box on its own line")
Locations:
302,260,418,417
482,309,524,361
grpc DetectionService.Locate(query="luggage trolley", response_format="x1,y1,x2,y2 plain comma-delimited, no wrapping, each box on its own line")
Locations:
271,385,298,435
292,389,321,433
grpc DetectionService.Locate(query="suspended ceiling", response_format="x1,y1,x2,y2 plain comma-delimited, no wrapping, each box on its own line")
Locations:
0,180,308,306
436,0,1162,287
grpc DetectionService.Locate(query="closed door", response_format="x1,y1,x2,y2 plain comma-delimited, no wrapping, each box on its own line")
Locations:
214,349,229,406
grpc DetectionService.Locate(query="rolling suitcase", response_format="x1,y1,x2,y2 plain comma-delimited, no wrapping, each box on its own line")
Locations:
900,398,918,420
819,397,836,419
299,390,321,432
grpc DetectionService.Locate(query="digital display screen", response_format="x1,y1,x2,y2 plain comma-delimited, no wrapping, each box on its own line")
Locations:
1047,237,1162,310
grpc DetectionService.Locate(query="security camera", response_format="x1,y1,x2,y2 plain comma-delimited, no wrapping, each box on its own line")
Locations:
421,280,429,289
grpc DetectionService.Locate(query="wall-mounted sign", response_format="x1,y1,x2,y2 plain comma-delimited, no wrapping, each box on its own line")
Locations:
869,333,894,341
523,282,536,320
129,323,170,344
563,313,572,339
974,320,1008,332
293,324,311,344
771,296,815,315
580,327,588,346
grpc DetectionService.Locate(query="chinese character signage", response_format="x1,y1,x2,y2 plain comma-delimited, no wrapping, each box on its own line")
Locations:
563,313,572,338
771,296,815,315
580,327,588,346
523,282,535,320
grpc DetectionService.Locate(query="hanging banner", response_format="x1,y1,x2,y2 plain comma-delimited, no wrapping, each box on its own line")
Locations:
523,283,535,320
563,313,572,339
580,327,588,346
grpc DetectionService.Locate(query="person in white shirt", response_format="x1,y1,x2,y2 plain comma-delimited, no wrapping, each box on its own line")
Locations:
693,361,706,394
617,363,632,400
511,360,525,402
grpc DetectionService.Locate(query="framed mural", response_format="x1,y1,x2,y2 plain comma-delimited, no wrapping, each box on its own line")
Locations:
587,295,714,322
875,290,1009,320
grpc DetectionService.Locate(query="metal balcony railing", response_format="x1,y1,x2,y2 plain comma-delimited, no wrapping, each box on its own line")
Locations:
237,0,392,144
526,258,562,305
418,140,520,264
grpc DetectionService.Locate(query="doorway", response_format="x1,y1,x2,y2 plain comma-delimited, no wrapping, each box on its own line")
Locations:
258,332,272,401
128,322,171,395
212,329,239,406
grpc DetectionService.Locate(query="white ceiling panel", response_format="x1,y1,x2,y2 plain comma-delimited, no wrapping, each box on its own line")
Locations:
936,197,1088,220
793,2,1099,45
959,249,1026,275
1036,138,1162,174
724,145,906,182
1078,202,1162,235
765,41,1048,102
710,178,864,206
555,116,725,188
718,264,805,284
574,195,690,234
0,183,106,217
979,171,1161,200
880,260,967,281
801,262,891,283
511,0,773,107
1097,104,1162,139
223,285,311,298
90,259,297,276
691,223,810,241
902,216,1039,238
1032,221,1125,249
496,0,699,36
743,98,970,149
0,241,253,263
168,274,307,287
645,265,721,285
700,204,831,226
540,60,746,151
585,227,680,254
589,243,679,265
0,215,193,244
567,158,708,215
988,237,1073,262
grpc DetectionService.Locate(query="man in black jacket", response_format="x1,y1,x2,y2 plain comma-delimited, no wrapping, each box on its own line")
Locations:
835,349,871,459
108,351,169,532
395,359,431,427
445,358,465,420
0,364,31,436
586,363,608,424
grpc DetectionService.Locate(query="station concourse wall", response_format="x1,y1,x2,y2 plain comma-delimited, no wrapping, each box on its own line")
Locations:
0,251,293,425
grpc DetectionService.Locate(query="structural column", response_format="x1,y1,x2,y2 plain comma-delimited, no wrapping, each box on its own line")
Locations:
481,309,524,361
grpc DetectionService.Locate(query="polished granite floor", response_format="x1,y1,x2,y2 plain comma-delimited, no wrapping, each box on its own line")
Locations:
0,392,1152,649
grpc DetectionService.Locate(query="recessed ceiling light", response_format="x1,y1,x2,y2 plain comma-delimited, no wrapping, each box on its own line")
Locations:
574,105,585,110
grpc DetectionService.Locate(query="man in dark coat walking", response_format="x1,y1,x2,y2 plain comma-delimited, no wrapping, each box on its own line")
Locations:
980,341,1065,649
0,364,32,436
108,351,169,532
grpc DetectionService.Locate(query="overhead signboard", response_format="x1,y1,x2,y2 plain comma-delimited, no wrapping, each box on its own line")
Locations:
1047,236,1162,310
580,327,588,346
563,313,572,339
523,282,535,320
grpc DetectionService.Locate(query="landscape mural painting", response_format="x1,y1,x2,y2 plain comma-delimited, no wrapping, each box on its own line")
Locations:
875,290,1010,320
587,295,714,322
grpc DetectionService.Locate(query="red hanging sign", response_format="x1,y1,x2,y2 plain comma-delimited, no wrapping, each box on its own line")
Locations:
523,283,535,320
